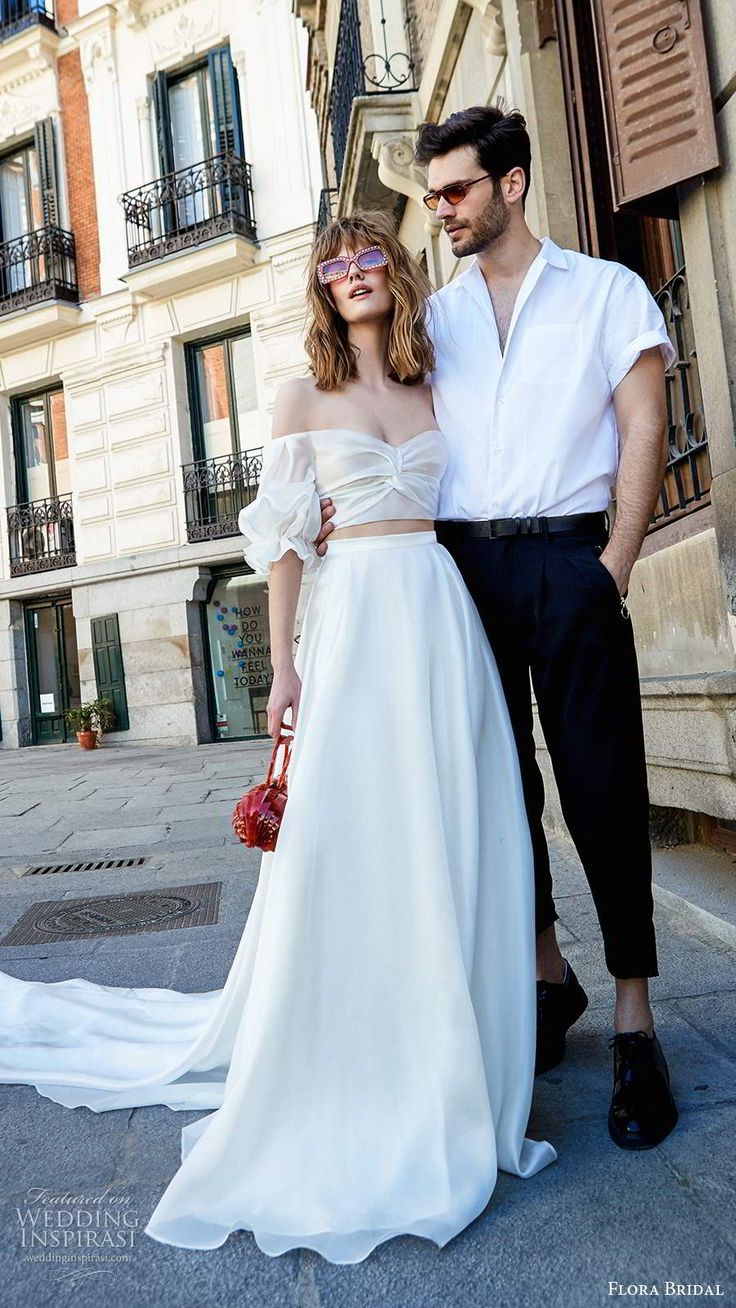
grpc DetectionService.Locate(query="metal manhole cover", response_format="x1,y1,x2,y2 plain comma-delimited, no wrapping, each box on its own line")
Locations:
1,882,222,946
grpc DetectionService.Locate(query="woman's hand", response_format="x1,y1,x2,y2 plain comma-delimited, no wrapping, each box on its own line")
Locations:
267,666,302,739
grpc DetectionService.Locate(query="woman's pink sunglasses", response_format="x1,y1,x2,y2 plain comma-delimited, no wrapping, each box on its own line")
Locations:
316,244,388,285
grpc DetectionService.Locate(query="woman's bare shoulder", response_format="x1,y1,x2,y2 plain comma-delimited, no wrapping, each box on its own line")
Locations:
271,376,320,440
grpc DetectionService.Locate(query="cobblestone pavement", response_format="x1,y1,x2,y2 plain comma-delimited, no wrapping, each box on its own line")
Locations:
0,740,734,1308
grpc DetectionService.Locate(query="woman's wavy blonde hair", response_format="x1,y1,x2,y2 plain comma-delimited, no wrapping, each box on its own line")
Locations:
304,210,435,391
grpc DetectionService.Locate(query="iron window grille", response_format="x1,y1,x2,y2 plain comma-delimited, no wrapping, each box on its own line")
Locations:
0,224,78,314
650,266,711,529
6,492,75,576
0,0,55,42
182,447,263,542
329,0,418,183
119,152,256,267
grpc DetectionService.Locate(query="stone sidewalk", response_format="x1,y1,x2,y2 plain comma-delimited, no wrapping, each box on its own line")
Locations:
0,740,734,1308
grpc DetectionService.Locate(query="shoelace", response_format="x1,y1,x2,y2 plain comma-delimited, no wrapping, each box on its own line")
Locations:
607,1031,652,1051
608,1032,654,1086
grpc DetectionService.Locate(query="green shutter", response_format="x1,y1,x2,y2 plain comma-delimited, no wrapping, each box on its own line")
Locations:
209,46,244,157
91,614,129,732
152,71,175,176
34,118,59,228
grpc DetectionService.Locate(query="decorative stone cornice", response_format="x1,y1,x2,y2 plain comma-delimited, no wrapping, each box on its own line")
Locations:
371,131,428,207
0,91,57,141
146,6,219,67
80,28,115,92
0,21,60,91
64,6,118,91
338,91,421,216
62,337,168,390
466,0,506,57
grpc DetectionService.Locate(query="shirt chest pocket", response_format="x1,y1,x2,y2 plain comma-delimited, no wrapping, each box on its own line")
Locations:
520,323,582,386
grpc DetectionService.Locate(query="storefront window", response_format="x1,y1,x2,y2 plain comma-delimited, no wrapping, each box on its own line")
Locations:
205,573,272,739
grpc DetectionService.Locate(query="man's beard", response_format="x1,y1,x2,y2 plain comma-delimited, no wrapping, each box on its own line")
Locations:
446,184,511,258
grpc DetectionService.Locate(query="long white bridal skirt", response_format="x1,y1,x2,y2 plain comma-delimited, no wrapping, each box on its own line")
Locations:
0,530,556,1263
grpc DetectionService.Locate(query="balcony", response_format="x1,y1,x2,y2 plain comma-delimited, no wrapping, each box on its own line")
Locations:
0,0,55,43
182,448,263,544
317,186,339,232
0,225,80,348
119,152,258,299
649,267,711,531
6,493,76,577
329,0,418,185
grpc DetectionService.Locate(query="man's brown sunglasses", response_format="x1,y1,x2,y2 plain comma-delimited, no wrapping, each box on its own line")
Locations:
422,173,494,211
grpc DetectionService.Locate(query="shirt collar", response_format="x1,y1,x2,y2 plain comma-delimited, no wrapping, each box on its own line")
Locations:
460,235,569,293
538,236,569,269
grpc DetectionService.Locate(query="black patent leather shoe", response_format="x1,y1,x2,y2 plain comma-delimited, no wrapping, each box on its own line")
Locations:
608,1029,678,1150
535,959,589,1075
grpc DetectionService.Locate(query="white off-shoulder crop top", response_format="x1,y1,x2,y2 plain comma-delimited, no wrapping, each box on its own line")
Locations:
237,427,448,575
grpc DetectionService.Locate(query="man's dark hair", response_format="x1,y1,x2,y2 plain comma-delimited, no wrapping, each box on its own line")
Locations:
414,104,532,207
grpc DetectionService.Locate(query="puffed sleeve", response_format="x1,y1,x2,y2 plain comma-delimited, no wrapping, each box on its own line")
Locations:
238,433,322,576
600,264,677,392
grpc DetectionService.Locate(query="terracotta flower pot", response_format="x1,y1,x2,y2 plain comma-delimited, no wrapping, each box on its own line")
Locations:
76,730,98,750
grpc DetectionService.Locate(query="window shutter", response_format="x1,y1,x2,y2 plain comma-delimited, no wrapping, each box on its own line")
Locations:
591,0,719,208
209,46,245,157
34,118,59,228
91,614,129,732
152,71,175,176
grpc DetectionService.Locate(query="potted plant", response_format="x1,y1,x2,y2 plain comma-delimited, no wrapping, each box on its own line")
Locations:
64,698,115,750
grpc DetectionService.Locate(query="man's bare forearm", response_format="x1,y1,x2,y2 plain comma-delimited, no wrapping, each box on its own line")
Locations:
601,349,668,591
606,423,667,574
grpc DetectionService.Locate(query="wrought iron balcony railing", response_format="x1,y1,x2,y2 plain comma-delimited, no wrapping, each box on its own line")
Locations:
317,187,339,232
329,0,418,183
0,0,55,42
650,267,711,529
7,493,75,576
0,225,78,314
120,151,257,269
182,448,263,544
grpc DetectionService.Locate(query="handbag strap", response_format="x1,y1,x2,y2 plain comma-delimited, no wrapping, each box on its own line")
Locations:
265,722,294,788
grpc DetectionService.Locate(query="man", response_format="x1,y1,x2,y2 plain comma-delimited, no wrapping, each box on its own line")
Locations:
317,103,679,1151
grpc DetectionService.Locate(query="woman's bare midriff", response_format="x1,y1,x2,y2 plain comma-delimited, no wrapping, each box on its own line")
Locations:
330,518,435,540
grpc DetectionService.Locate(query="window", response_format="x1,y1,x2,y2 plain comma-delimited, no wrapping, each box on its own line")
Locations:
13,386,69,505
0,120,59,296
182,329,261,541
150,47,245,235
556,2,712,532
188,328,259,461
152,46,244,177
204,574,272,740
8,387,75,575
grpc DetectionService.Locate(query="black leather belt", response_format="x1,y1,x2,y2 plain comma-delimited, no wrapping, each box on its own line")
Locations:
439,511,609,538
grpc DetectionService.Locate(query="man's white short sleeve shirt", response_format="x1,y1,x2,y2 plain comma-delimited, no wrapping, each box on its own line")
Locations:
427,236,676,519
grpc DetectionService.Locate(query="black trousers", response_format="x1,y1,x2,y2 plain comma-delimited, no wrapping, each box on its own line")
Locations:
435,519,658,980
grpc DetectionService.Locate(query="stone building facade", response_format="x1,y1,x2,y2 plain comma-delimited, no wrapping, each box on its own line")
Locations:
0,0,322,750
296,0,736,843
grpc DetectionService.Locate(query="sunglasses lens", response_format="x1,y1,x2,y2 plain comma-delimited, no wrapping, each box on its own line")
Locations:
423,194,439,210
443,187,467,205
319,259,348,283
356,248,386,270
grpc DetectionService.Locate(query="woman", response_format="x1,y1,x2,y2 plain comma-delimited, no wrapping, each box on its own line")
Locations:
0,212,556,1264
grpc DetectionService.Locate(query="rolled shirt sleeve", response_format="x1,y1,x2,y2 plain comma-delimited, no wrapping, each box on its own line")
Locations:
601,265,677,393
238,434,322,577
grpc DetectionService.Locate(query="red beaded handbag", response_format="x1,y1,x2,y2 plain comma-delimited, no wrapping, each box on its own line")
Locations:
231,723,293,852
